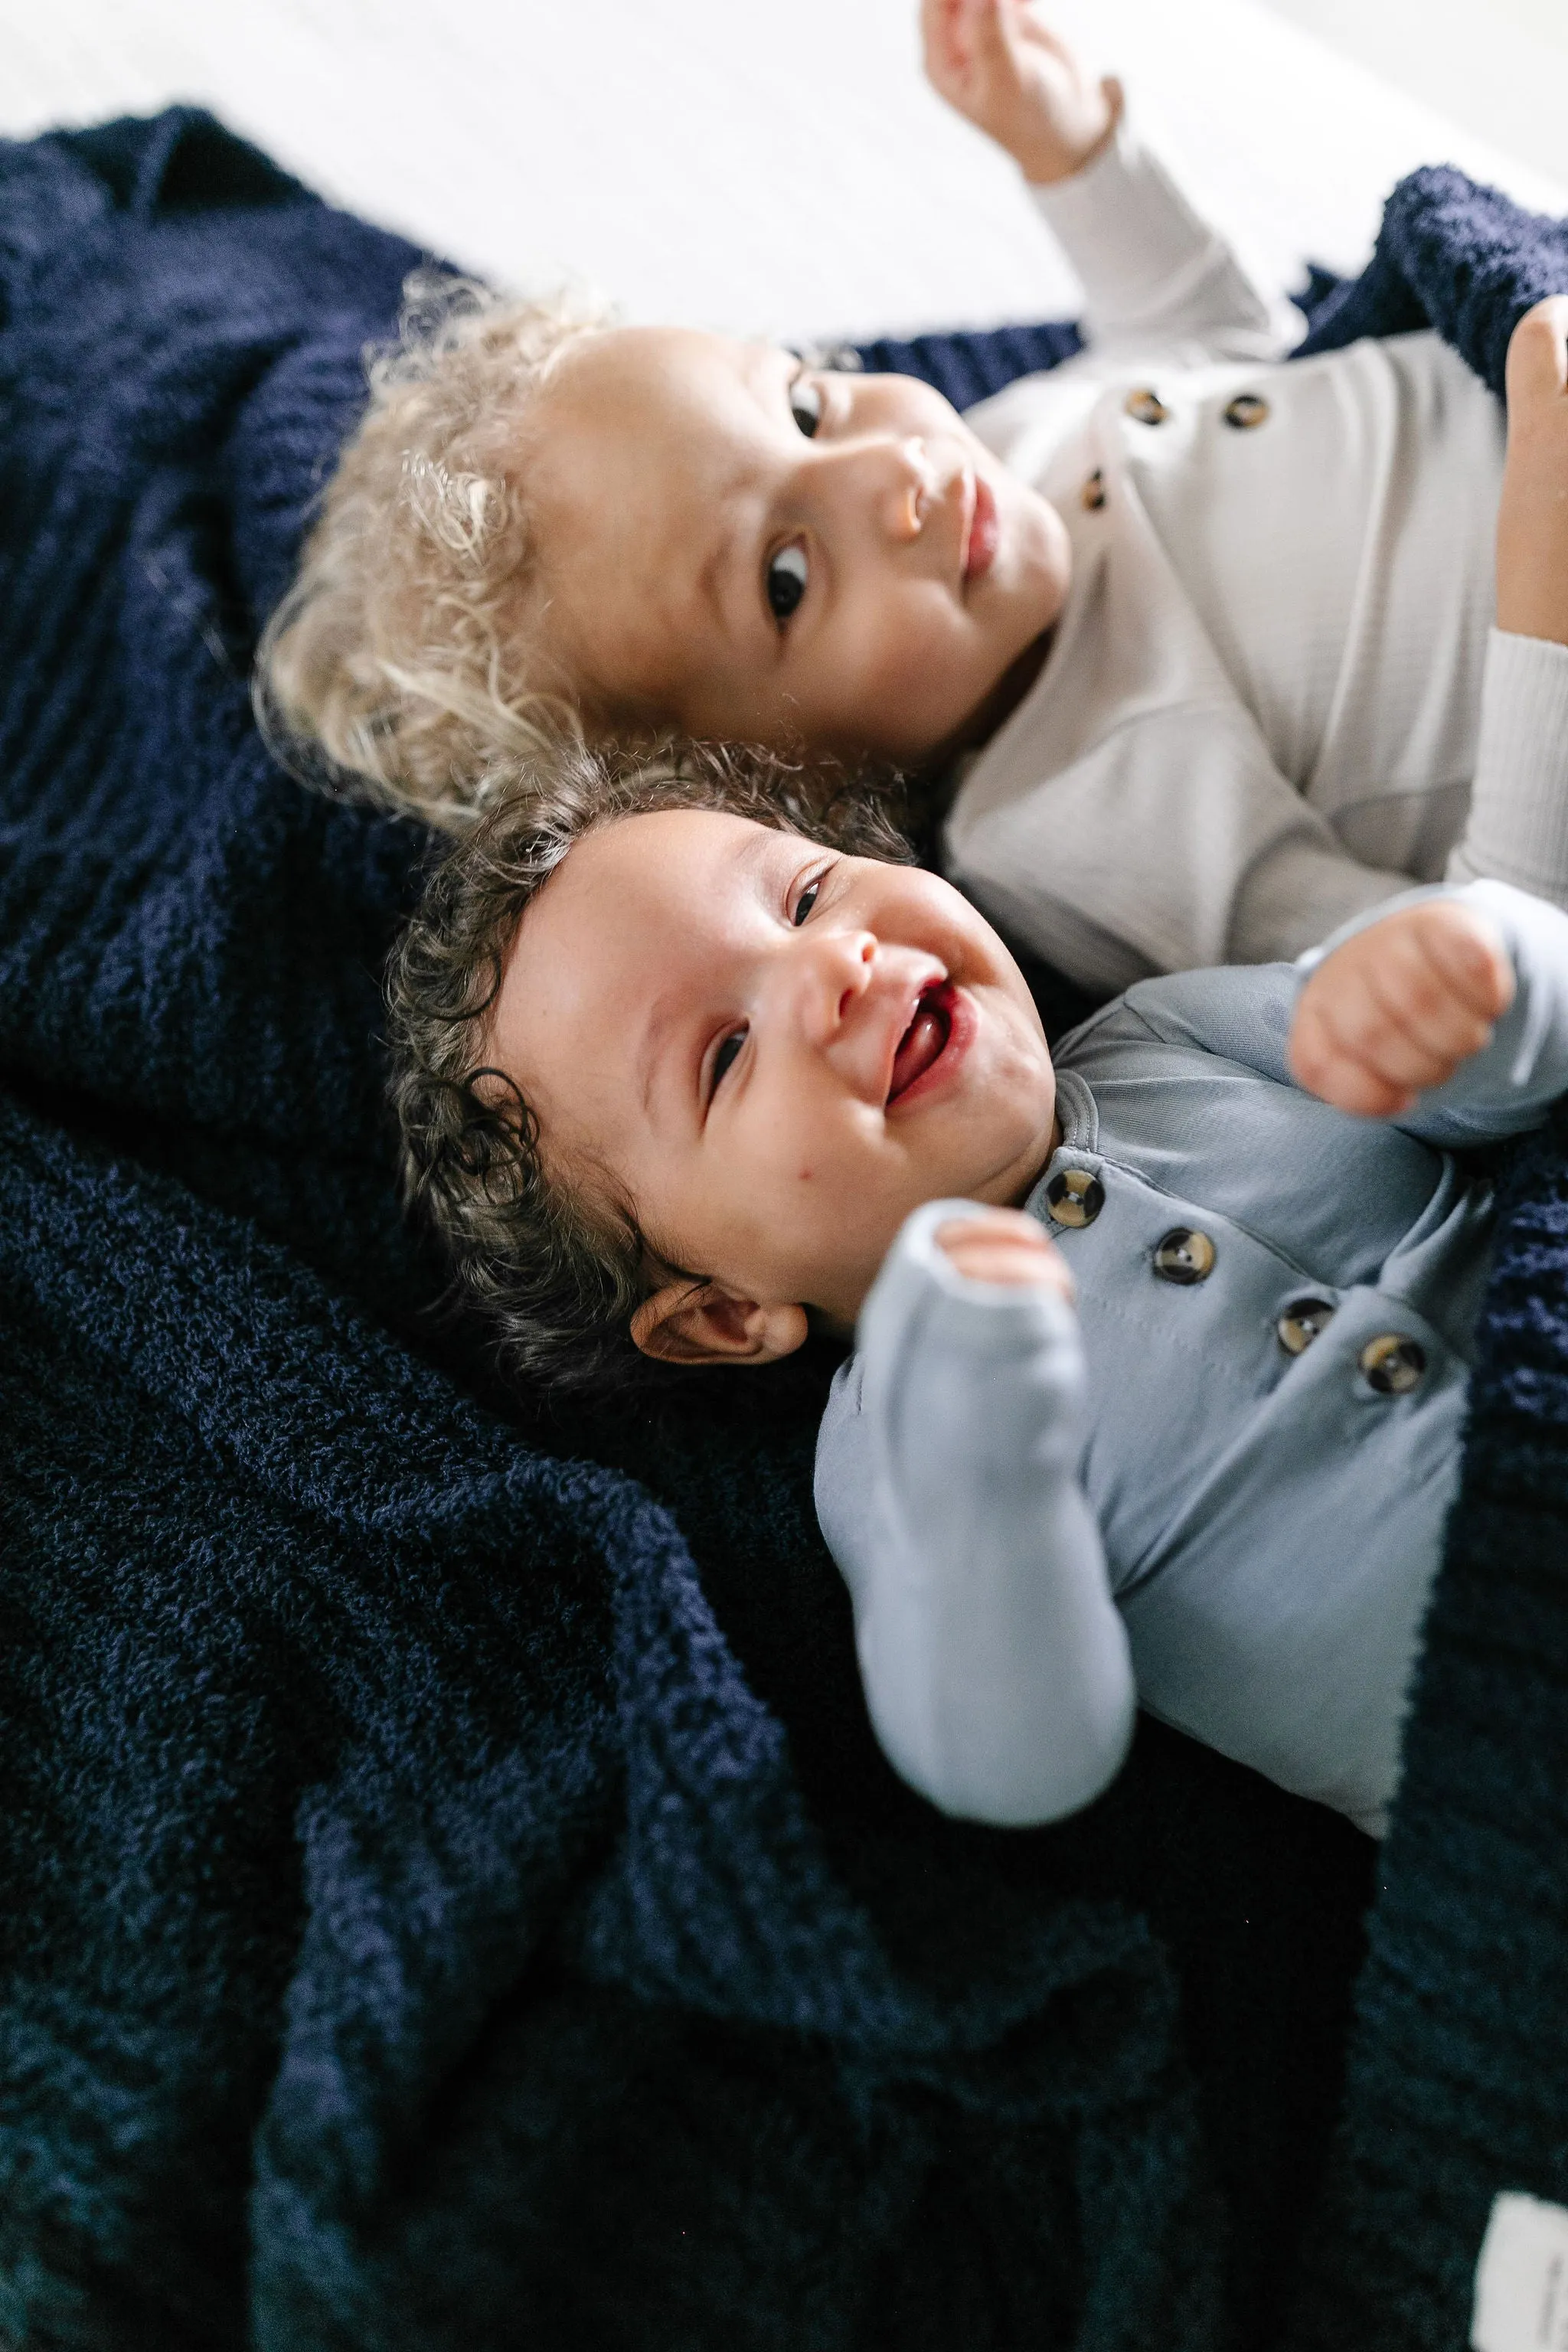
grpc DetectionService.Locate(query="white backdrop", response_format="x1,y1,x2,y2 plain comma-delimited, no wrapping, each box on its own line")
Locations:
2,0,1563,345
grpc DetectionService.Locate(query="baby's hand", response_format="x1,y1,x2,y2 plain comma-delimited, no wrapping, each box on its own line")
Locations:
1496,296,1568,646
921,0,1119,187
1289,899,1515,1119
936,1207,1076,1296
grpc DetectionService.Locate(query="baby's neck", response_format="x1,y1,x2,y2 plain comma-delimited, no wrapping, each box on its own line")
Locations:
929,627,1054,773
1011,1113,1064,1205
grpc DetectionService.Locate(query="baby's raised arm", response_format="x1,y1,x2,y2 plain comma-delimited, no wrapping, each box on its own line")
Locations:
814,1197,1135,1827
1444,303,1568,911
923,0,1286,369
1496,299,1568,652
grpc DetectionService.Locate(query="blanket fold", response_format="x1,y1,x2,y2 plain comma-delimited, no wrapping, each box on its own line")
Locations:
1,106,1564,2352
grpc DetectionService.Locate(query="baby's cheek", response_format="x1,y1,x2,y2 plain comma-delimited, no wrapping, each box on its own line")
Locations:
853,604,985,743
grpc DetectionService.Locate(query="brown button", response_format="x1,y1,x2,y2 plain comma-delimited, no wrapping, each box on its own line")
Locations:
1152,1228,1215,1285
1124,386,1169,426
1222,392,1269,430
1276,1297,1335,1356
1045,1168,1104,1228
1359,1334,1426,1395
1080,467,1106,511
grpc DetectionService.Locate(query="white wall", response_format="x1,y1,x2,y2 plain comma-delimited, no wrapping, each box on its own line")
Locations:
2,0,1563,344
1256,0,1568,191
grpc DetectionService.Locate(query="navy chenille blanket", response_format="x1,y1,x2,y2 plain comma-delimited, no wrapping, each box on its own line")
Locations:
2,108,1566,2352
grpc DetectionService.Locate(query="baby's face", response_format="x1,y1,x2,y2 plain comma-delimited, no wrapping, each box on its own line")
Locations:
488,810,1058,1341
522,328,1070,763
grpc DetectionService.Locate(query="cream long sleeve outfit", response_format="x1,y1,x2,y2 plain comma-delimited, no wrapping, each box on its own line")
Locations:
949,121,1568,995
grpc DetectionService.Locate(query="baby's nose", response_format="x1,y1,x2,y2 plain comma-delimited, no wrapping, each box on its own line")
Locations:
880,438,936,542
802,929,876,1039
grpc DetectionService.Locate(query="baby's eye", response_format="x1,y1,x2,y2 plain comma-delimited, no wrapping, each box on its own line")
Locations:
792,875,823,926
711,1026,747,1093
789,379,822,439
766,541,808,624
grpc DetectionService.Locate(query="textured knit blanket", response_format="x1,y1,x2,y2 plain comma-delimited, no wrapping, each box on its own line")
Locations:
0,109,1564,2352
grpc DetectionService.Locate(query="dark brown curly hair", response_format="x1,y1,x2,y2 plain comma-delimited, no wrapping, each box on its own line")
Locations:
386,737,914,1395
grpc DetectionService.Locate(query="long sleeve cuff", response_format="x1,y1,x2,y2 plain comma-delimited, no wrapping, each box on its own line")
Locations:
1031,112,1289,361
817,1200,1132,1827
859,1196,1082,1365
1447,629,1568,908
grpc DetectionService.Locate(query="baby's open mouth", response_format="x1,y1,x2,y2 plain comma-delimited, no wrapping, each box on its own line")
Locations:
887,982,955,1104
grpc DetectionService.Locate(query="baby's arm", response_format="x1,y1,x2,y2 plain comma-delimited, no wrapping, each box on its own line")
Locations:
923,0,1287,366
1495,299,1568,651
1290,880,1568,1142
1448,300,1568,910
814,1197,1135,1825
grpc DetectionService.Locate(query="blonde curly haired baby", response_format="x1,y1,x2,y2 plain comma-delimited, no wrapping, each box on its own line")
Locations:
263,0,1568,991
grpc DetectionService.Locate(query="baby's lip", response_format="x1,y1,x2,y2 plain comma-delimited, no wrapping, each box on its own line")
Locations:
885,978,967,1108
962,469,998,586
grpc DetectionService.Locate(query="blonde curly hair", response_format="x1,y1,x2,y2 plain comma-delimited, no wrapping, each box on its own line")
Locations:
255,270,615,828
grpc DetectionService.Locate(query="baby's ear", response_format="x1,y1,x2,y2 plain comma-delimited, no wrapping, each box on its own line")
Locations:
630,1281,808,1369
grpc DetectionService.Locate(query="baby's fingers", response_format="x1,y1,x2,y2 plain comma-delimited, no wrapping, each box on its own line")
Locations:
920,0,969,81
1403,897,1516,1022
920,0,964,92
1506,296,1568,415
1498,298,1568,642
959,0,1031,83
936,1211,1074,1296
1289,900,1514,1115
921,0,1024,119
1353,911,1506,1073
920,0,1000,103
1289,984,1428,1116
1006,1,1080,67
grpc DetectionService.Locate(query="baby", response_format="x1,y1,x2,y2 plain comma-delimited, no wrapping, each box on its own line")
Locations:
263,1,1568,992
387,750,1568,1838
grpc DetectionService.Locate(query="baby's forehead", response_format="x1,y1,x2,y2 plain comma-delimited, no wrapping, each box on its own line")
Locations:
524,332,795,720
554,806,799,923
508,808,799,991
490,809,802,1141
544,322,788,416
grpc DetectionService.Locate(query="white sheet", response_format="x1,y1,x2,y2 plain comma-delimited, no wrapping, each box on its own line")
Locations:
2,0,1563,345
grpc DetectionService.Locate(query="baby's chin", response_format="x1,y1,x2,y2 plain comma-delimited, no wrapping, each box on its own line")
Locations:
940,616,1057,764
952,483,1069,730
910,1054,1057,1208
995,476,1071,623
